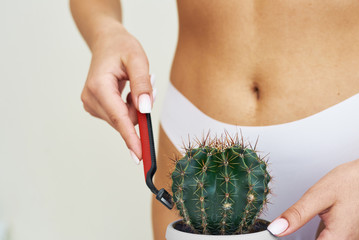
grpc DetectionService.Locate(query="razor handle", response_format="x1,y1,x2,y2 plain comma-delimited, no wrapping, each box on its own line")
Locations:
137,112,157,190
137,111,174,209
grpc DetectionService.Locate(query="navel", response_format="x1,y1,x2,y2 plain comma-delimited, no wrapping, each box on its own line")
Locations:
251,81,260,100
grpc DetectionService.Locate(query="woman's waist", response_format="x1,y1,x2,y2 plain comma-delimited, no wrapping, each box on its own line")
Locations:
170,54,359,126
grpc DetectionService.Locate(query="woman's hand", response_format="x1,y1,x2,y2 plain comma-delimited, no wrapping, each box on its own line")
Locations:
81,24,155,164
267,159,359,239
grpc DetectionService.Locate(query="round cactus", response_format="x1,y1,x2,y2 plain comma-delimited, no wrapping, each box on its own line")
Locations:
171,133,271,235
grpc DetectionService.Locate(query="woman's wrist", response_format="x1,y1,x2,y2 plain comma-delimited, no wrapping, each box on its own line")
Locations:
89,17,128,53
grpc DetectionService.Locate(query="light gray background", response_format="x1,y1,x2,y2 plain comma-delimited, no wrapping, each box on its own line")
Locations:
0,0,178,239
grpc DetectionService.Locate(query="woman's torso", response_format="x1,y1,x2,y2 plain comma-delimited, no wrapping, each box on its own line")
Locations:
170,0,359,125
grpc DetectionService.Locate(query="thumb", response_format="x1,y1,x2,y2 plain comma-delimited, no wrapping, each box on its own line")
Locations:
267,186,335,237
123,52,153,113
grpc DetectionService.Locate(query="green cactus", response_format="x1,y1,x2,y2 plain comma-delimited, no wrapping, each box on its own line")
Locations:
171,134,271,235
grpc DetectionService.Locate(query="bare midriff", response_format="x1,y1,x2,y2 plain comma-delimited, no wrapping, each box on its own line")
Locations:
152,1,359,239
171,0,359,126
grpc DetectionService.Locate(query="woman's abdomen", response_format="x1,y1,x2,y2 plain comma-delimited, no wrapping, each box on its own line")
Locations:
171,0,359,126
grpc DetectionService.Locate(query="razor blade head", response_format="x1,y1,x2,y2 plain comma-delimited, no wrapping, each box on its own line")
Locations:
156,188,174,210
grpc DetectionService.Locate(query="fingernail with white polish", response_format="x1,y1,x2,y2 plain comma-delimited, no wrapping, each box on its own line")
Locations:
139,93,151,113
267,218,289,236
152,88,157,101
129,150,140,165
150,74,156,87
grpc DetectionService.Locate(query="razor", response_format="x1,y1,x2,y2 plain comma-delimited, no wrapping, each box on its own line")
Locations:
137,111,174,210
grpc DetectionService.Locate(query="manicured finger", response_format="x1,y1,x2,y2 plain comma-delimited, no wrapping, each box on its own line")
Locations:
268,181,335,236
123,52,153,113
126,86,157,126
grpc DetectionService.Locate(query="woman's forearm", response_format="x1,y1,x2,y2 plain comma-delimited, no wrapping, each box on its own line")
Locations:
70,0,125,51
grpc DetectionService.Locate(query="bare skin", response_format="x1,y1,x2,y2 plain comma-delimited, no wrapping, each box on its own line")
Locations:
70,0,359,239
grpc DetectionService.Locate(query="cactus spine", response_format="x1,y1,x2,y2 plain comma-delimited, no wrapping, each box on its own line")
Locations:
171,134,271,235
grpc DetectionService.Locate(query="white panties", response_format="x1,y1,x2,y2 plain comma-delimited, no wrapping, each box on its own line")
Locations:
160,82,359,240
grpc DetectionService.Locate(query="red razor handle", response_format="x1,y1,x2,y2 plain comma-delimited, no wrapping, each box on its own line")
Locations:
137,112,156,182
137,111,174,209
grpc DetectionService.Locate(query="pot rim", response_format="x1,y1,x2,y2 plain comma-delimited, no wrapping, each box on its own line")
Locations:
166,219,278,239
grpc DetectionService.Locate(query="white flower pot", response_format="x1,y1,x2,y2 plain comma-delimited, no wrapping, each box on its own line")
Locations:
166,220,278,240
